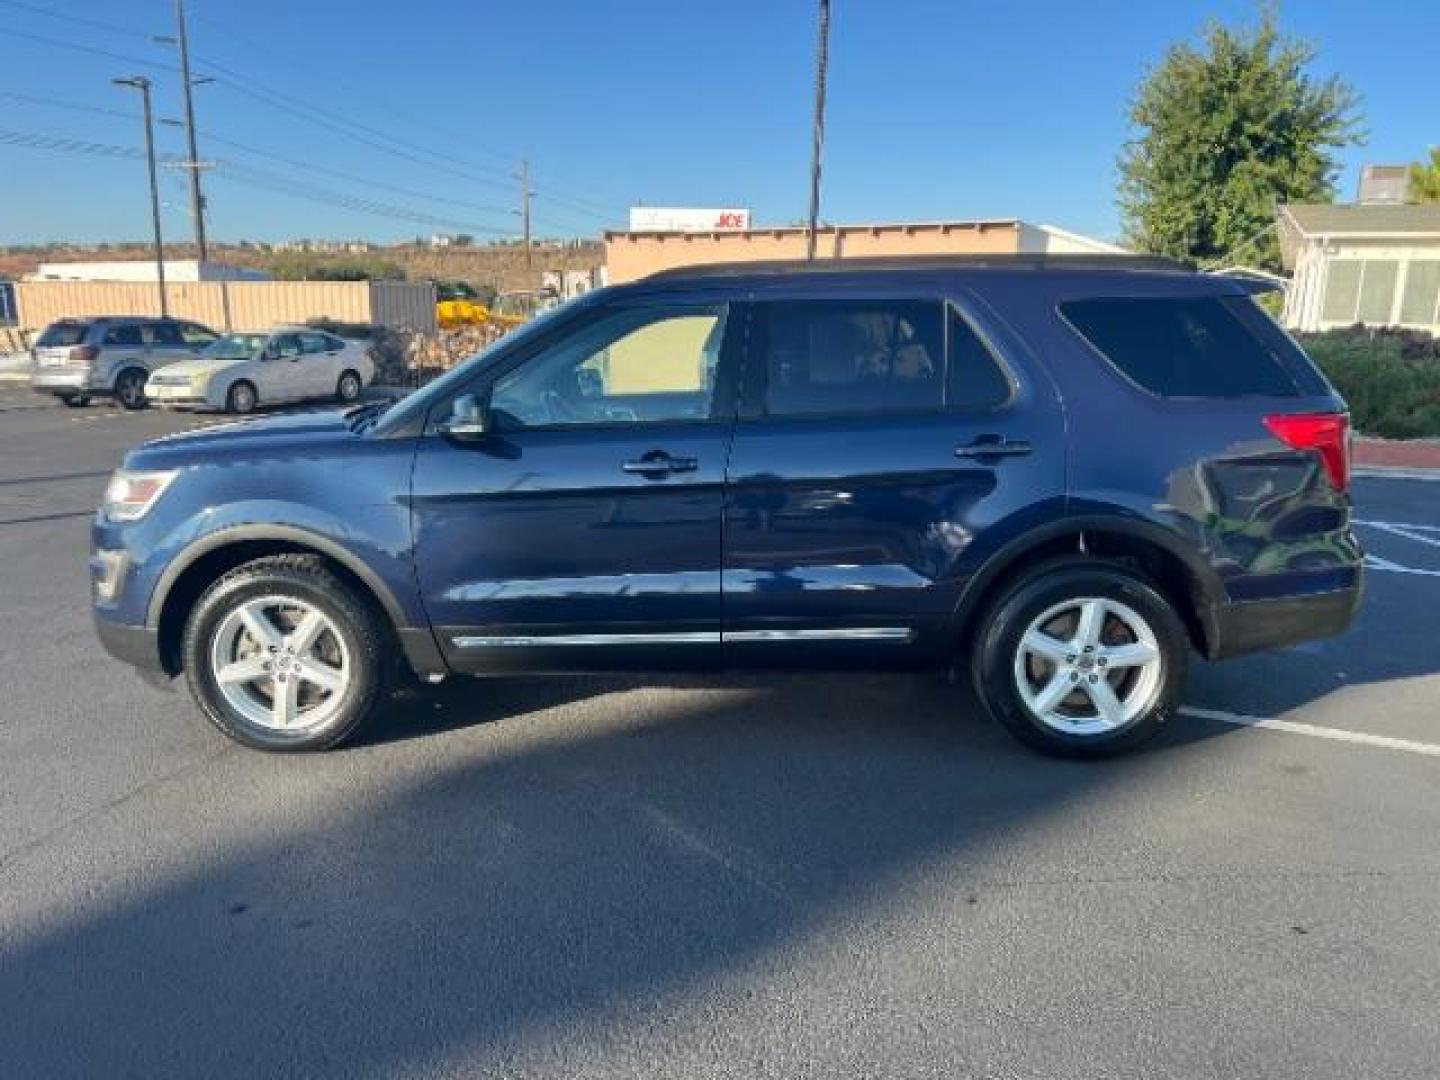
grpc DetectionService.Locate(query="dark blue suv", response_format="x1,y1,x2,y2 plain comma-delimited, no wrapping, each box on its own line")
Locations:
92,256,1362,757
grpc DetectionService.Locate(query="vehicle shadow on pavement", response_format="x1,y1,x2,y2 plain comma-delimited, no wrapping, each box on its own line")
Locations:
0,672,1228,1077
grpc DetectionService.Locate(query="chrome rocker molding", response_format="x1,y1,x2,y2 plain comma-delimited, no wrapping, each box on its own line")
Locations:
451,627,915,648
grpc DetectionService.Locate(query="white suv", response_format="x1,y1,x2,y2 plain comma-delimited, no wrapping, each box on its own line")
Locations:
145,327,375,413
31,317,219,409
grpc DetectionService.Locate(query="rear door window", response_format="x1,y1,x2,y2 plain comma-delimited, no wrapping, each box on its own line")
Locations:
102,324,144,347
146,322,185,346
752,299,945,416
947,308,1013,411
1060,296,1300,398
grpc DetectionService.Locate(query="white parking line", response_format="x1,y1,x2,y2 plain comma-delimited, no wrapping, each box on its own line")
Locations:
1180,706,1440,757
1365,554,1440,578
1354,519,1440,548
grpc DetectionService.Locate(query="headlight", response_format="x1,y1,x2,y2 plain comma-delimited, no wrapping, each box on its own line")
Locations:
102,469,178,522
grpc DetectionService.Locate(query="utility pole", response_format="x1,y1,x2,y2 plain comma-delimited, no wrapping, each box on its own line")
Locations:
518,159,533,275
112,76,168,317
805,0,831,261
171,0,208,263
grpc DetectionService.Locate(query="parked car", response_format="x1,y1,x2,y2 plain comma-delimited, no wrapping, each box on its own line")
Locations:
145,327,374,413
31,316,218,409
92,255,1362,756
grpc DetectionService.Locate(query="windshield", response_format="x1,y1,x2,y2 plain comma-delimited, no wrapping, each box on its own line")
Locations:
203,333,268,361
371,292,599,436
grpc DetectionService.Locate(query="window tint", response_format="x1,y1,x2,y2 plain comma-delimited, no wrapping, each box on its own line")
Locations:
147,322,184,346
1060,296,1299,398
273,334,303,358
36,322,91,347
947,308,1012,411
300,332,336,354
491,304,726,429
178,322,217,346
755,300,944,416
102,324,144,346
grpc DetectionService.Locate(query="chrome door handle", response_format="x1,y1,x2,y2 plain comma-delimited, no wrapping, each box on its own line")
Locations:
622,452,698,476
955,436,1032,460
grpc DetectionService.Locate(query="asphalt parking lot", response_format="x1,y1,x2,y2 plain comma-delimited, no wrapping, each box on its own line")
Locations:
0,384,1436,1079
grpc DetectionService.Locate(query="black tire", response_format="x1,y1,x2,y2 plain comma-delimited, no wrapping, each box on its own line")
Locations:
114,367,149,410
182,554,392,751
971,559,1188,759
335,369,363,403
226,380,258,415
58,393,90,408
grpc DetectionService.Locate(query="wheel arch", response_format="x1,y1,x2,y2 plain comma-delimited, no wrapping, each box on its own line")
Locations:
951,513,1226,659
148,525,417,675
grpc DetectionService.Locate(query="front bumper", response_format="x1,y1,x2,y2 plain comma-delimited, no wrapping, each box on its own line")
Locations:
146,384,208,407
94,614,167,674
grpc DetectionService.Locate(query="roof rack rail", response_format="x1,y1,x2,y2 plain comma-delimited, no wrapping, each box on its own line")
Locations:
645,253,1194,281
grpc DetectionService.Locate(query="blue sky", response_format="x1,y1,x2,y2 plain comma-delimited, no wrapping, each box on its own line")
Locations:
0,0,1435,246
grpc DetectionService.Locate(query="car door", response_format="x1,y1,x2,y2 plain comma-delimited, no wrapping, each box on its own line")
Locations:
410,296,740,674
722,287,1065,667
261,333,306,401
298,331,342,398
99,323,147,381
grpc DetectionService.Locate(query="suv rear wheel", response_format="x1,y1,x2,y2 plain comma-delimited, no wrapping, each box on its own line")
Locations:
182,555,391,751
972,559,1187,758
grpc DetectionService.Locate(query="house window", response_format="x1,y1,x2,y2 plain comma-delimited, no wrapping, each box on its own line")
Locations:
1357,261,1399,324
1321,261,1361,323
1400,262,1440,327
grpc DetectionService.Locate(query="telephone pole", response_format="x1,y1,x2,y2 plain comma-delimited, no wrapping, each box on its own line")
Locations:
518,159,533,274
112,76,168,317
805,0,831,261
171,0,208,262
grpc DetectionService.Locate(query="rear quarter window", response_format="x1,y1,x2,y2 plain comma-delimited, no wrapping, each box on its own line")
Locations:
1059,296,1300,398
36,322,92,347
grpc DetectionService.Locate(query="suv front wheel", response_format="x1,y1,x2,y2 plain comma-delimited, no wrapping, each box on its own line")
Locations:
182,554,391,750
972,560,1187,758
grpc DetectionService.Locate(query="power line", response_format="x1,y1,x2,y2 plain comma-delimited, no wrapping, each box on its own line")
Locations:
0,17,625,223
190,10,631,211
0,128,518,236
2,93,593,236
0,26,177,73
0,0,156,41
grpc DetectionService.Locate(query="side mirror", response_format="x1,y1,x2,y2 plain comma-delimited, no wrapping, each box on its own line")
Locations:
441,392,491,439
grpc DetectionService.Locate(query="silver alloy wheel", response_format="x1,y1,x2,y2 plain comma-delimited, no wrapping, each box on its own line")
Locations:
1013,596,1163,736
338,372,361,401
208,595,351,733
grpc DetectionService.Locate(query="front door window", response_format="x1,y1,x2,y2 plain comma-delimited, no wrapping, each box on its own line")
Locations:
490,304,727,429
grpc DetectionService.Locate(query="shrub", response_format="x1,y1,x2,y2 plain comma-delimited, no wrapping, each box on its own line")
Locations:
1297,327,1440,439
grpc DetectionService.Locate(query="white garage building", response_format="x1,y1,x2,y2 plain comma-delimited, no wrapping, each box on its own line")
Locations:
1278,203,1440,333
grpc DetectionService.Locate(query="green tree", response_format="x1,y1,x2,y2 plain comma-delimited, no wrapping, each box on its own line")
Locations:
1409,148,1440,203
1119,8,1362,271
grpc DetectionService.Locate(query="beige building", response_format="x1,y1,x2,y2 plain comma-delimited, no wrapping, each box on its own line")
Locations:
1278,203,1440,333
604,218,1127,283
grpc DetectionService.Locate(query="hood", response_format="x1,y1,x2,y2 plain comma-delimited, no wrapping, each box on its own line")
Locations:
153,355,251,379
125,406,358,469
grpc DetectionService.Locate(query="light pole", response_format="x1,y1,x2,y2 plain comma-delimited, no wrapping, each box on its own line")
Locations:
805,0,831,261
112,75,168,317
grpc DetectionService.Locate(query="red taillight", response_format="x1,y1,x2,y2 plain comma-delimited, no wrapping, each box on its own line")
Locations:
1264,412,1351,493
69,344,98,367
